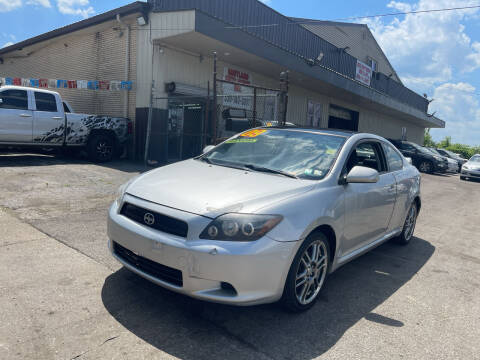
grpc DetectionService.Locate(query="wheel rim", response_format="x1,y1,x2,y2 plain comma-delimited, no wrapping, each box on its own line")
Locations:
295,240,328,305
419,162,431,173
96,140,113,160
404,205,417,242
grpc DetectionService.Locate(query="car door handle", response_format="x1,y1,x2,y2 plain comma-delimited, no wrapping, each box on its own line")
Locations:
20,113,32,118
52,116,63,120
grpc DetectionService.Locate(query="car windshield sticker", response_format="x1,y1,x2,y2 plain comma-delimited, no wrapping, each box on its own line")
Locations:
226,138,258,144
326,148,337,155
241,129,267,138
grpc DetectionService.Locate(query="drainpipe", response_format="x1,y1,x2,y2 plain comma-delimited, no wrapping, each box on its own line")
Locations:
117,14,130,118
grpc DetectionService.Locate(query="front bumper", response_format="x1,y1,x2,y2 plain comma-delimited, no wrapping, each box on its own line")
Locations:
107,195,298,306
462,169,480,179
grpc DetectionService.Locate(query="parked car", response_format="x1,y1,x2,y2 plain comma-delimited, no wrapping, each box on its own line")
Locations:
388,139,448,173
108,128,421,312
460,154,480,181
427,147,458,173
435,148,467,172
0,86,132,162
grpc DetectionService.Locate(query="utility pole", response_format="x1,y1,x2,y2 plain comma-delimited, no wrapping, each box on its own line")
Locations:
279,71,289,127
144,79,154,168
212,51,218,144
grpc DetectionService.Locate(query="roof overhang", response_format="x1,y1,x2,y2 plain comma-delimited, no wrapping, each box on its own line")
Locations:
154,10,444,129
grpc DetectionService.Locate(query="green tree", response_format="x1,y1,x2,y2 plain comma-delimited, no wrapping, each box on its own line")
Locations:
423,129,436,147
438,136,452,148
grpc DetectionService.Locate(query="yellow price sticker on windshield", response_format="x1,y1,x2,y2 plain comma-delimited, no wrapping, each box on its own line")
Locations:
326,148,336,155
241,129,267,138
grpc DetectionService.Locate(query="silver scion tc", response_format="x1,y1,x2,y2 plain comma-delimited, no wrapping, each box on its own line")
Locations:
108,128,421,312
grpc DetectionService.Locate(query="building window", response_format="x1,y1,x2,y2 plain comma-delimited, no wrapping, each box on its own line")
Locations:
368,58,378,72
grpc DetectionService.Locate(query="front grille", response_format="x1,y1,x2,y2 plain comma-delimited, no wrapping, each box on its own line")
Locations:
120,202,188,238
113,242,183,287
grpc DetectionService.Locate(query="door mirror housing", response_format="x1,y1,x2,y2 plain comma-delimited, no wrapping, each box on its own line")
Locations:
346,166,379,184
203,145,215,154
405,157,413,165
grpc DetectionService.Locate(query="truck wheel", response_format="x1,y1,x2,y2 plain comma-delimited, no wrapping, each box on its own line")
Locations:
88,134,115,163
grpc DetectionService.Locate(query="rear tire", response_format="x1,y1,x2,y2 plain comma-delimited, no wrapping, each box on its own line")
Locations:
281,232,330,312
460,176,467,181
394,203,418,246
87,134,115,163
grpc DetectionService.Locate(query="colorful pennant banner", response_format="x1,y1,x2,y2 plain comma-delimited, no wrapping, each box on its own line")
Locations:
0,77,134,91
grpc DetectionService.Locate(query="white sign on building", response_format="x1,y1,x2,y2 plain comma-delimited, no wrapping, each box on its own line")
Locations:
355,60,373,86
222,67,254,110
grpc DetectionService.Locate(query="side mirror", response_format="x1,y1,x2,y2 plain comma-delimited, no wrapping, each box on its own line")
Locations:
405,157,413,165
203,145,215,154
346,166,379,184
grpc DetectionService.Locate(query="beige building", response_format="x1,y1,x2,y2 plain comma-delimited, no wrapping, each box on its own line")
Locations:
0,0,444,162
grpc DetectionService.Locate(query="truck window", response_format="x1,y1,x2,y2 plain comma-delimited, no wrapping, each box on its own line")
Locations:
35,92,58,112
0,90,28,110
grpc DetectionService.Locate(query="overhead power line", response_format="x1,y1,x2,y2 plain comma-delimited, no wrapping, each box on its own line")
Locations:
223,4,480,29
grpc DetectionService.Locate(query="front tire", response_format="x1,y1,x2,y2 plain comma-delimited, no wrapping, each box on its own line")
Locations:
395,203,418,245
87,134,115,163
418,161,433,173
281,232,330,312
460,176,467,181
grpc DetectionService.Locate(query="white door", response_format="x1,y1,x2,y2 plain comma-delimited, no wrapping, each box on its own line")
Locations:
33,91,64,144
0,88,33,143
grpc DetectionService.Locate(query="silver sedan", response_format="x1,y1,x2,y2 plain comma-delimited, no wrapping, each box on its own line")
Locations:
108,128,421,312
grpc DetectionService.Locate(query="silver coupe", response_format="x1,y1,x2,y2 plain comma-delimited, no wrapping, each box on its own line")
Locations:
108,128,421,312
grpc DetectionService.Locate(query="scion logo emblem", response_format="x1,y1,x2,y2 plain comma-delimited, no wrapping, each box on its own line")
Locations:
143,213,155,226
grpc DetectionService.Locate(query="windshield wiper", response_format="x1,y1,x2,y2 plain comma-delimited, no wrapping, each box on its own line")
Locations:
243,164,298,179
199,157,213,164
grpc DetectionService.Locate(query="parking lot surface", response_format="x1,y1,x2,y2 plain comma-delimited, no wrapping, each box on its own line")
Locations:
1,152,479,360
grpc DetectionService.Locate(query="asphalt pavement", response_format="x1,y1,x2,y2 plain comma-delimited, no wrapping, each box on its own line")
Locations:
0,152,479,359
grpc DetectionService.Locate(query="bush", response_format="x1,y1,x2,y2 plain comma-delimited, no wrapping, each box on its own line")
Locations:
424,131,479,159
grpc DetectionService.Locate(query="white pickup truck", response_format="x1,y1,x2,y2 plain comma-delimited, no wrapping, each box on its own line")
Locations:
0,86,132,162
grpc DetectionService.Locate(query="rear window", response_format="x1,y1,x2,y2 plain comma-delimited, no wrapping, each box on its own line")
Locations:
0,90,28,110
35,92,58,112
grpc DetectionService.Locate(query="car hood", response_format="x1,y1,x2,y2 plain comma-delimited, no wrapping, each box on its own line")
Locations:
126,159,316,218
465,161,480,170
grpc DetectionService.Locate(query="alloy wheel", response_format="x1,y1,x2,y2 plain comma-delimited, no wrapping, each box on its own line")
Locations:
295,240,328,305
419,161,431,173
404,205,417,242
96,140,113,161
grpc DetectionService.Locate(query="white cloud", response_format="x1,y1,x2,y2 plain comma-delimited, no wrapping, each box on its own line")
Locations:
429,82,480,145
366,0,480,145
0,0,22,12
26,0,51,7
2,42,14,48
367,0,480,80
57,0,94,19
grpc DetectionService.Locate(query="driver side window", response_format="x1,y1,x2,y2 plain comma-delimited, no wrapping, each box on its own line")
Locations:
346,142,385,173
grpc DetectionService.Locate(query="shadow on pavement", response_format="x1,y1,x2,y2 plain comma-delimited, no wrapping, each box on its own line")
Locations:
102,237,435,360
0,151,145,174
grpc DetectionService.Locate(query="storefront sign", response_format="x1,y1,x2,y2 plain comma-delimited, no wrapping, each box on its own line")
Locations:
355,60,372,86
222,67,254,110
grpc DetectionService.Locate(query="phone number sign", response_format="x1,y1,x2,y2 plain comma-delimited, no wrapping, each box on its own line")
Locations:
355,60,373,86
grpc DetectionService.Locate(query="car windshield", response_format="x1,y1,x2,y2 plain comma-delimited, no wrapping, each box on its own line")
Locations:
445,150,462,159
411,143,433,155
428,148,442,156
201,129,347,180
470,155,480,163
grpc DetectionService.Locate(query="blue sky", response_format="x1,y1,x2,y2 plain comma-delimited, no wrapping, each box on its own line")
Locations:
1,0,480,145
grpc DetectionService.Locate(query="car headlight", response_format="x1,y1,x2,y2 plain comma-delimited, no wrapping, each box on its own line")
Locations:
200,213,283,241
463,165,469,170
434,156,443,161
115,175,140,207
